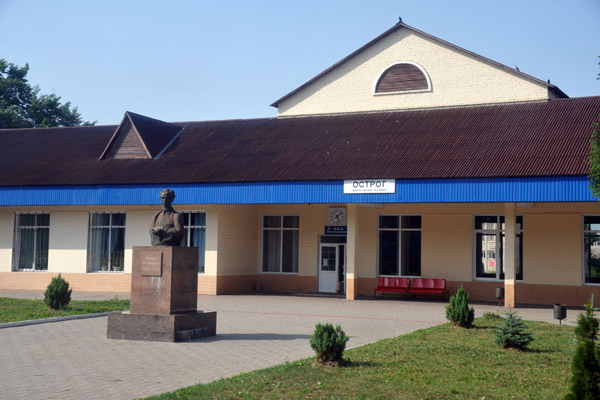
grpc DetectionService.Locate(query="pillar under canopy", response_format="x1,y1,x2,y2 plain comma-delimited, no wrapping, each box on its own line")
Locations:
345,204,358,300
504,203,516,308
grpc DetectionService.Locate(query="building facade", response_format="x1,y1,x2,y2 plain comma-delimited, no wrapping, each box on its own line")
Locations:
1,22,599,306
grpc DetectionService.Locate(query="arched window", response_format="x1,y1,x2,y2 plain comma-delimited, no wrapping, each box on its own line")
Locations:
374,62,431,94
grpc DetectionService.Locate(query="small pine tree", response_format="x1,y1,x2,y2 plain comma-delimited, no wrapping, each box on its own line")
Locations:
566,300,600,400
44,274,72,310
310,323,349,365
492,310,534,350
445,285,475,328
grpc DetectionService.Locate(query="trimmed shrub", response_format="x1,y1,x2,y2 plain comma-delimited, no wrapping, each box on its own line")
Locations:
310,323,349,365
493,310,534,350
44,274,72,310
445,285,475,328
566,299,600,400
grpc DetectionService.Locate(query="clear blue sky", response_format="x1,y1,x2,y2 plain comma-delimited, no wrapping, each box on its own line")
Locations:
0,0,598,125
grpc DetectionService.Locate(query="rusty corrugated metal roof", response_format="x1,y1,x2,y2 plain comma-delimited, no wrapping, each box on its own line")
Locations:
0,97,598,186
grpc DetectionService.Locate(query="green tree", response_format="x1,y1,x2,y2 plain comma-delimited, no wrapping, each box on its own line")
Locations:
588,57,600,197
0,59,94,128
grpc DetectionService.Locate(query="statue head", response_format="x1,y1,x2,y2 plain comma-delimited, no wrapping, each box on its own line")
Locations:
159,188,175,208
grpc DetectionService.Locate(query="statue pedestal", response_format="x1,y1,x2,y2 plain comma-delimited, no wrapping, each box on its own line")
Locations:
107,246,217,342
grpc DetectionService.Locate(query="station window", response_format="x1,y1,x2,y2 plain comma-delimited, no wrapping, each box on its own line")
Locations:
378,215,421,276
180,212,206,274
87,213,126,272
13,213,50,271
583,216,600,284
262,215,299,273
474,216,523,280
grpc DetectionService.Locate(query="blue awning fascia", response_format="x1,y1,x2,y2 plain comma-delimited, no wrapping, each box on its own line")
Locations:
0,176,595,206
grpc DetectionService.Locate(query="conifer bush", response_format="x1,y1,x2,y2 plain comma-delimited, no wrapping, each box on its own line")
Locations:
566,299,600,400
492,310,534,350
44,274,72,310
445,285,475,328
310,323,349,365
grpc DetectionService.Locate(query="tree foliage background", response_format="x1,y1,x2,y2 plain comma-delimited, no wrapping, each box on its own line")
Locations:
0,59,94,128
588,57,600,198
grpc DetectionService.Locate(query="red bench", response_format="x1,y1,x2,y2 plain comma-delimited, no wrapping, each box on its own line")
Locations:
374,277,410,298
410,278,448,299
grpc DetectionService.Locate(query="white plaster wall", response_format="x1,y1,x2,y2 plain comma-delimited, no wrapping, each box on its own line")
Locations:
1,202,600,288
47,211,88,273
355,206,377,278
0,211,14,272
524,214,582,286
216,205,258,276
422,213,472,280
278,28,549,117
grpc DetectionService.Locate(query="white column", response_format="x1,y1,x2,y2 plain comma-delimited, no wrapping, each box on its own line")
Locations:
345,204,358,300
504,203,516,307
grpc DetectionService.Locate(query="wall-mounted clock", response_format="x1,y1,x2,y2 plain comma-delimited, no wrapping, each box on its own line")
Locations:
328,207,346,226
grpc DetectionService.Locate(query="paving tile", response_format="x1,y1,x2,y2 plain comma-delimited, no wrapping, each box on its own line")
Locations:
0,292,573,400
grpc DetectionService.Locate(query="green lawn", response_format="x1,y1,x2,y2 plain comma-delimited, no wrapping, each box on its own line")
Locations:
144,317,574,400
0,297,130,323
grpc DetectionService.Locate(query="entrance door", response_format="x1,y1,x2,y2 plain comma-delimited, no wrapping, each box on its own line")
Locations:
318,238,346,293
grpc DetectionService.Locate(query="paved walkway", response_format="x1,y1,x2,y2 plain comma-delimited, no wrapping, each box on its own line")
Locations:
0,291,576,400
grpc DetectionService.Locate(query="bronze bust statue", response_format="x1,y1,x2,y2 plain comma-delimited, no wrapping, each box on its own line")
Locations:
150,189,185,246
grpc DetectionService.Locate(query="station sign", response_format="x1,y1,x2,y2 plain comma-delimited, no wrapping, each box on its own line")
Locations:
344,179,395,194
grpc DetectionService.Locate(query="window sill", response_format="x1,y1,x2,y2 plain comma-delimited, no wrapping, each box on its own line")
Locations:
89,271,125,274
473,277,523,282
260,272,299,275
12,269,49,272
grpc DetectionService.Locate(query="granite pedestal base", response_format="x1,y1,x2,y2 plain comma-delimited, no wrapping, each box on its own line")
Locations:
107,311,217,342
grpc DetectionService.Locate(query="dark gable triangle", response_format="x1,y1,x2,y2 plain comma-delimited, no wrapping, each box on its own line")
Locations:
100,111,183,160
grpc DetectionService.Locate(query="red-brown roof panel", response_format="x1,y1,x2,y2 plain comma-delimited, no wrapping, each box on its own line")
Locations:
0,97,599,187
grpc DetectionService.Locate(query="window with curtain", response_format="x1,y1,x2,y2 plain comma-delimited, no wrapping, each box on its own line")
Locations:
88,213,126,272
474,215,523,280
13,213,50,271
180,212,206,273
378,215,421,276
262,215,299,273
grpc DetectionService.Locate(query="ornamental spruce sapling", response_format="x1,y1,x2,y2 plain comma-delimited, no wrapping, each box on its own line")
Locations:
310,323,349,365
492,310,534,350
445,285,475,328
44,274,72,310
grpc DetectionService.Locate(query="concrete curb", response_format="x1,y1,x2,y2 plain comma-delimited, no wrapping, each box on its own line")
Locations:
0,310,128,329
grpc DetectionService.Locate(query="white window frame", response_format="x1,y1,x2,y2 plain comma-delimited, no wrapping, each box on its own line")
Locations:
376,214,422,277
260,214,299,274
12,212,50,271
473,215,523,281
87,212,126,273
180,210,207,274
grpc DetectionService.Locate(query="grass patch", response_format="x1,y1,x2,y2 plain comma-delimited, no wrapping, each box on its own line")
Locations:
0,297,130,323
144,318,574,400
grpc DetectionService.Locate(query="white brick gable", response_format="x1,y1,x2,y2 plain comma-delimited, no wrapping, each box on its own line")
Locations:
275,25,559,117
